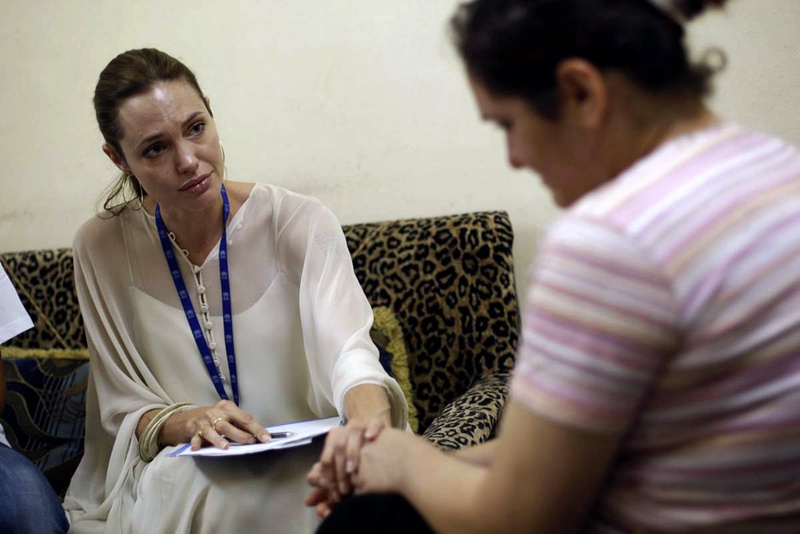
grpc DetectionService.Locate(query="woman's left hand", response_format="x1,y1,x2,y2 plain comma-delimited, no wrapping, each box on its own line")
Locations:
352,427,420,496
306,384,393,516
305,461,335,518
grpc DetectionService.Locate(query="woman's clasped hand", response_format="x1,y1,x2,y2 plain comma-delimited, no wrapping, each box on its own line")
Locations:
306,411,390,518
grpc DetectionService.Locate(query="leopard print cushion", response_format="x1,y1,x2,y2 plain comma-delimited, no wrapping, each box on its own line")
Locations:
0,250,84,350
343,211,518,435
422,372,510,449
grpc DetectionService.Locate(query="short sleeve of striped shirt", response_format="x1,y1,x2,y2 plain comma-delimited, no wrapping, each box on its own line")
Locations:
511,215,679,435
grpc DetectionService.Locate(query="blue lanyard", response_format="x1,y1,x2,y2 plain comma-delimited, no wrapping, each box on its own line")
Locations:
155,184,240,405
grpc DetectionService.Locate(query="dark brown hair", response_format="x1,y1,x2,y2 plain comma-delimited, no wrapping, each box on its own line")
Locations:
451,0,729,119
94,48,212,214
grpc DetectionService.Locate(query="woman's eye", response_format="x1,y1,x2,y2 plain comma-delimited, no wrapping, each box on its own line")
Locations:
143,143,166,158
189,122,205,136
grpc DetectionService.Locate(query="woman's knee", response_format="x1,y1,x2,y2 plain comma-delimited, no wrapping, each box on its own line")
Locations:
318,493,435,534
0,445,68,533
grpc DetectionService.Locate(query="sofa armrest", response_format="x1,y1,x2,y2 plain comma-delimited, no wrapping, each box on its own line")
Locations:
421,372,510,451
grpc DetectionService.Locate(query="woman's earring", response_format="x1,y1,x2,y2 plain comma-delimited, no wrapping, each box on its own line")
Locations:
126,173,144,203
219,141,227,180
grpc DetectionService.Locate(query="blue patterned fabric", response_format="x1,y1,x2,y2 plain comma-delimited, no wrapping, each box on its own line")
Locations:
1,356,88,497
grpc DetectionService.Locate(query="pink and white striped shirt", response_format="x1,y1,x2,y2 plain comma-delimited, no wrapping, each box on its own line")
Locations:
511,123,800,532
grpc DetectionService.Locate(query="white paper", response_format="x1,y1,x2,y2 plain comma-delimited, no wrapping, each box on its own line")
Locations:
169,416,341,458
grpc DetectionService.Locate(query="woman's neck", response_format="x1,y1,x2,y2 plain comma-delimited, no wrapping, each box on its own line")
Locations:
603,80,720,182
144,192,226,266
637,102,719,159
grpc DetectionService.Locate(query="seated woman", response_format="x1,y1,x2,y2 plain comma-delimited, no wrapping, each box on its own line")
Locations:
62,48,407,534
0,264,69,534
312,0,800,532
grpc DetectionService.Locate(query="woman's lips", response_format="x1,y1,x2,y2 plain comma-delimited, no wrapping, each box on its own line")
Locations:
180,174,210,193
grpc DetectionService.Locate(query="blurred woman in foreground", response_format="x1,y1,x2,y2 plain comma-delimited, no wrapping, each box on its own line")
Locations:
312,0,800,532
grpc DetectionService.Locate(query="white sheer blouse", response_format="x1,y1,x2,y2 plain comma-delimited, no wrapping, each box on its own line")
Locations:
63,183,406,533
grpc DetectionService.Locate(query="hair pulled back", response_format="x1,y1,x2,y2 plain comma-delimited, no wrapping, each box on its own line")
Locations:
452,0,729,119
93,48,211,214
673,0,728,19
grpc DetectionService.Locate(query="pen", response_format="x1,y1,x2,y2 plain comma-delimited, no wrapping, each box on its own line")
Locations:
268,431,294,439
226,431,295,447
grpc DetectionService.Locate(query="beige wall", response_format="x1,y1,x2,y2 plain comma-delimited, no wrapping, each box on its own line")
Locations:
1,0,798,298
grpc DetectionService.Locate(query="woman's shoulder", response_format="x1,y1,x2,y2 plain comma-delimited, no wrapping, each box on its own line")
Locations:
73,208,137,258
236,182,344,247
238,181,327,216
247,182,322,202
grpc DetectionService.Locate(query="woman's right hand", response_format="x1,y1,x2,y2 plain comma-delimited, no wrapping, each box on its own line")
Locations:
158,400,271,450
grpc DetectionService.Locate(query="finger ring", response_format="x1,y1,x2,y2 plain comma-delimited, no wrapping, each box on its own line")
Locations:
197,428,204,438
212,417,226,431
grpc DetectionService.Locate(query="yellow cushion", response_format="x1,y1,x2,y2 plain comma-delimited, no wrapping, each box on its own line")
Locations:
371,306,418,433
0,346,89,360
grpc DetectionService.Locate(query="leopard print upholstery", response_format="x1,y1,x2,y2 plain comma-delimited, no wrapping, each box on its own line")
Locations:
422,372,511,449
1,210,518,451
343,211,518,443
0,249,84,350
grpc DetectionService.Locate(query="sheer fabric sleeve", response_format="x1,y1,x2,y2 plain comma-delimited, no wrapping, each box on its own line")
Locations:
73,217,183,434
511,215,679,435
276,195,408,429
64,217,194,518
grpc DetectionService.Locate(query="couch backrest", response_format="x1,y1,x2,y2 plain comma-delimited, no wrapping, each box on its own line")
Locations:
343,211,518,432
1,249,83,350
1,210,518,434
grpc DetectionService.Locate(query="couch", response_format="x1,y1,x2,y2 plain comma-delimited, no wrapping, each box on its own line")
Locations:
0,210,519,497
